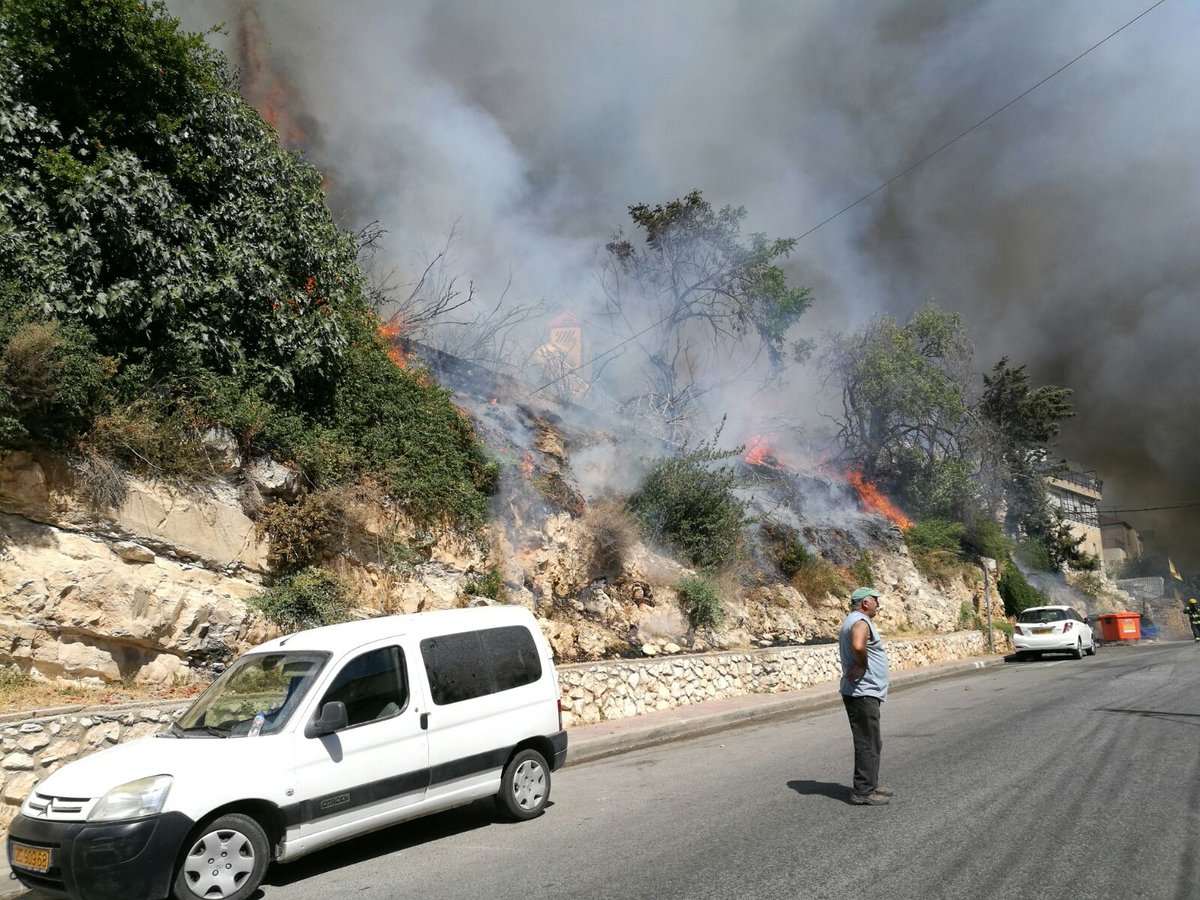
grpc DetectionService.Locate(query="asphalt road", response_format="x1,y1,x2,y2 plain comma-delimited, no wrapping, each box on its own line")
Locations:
251,641,1198,900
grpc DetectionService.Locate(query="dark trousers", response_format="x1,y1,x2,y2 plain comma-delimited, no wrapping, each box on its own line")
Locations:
1190,619,1200,640
843,694,882,797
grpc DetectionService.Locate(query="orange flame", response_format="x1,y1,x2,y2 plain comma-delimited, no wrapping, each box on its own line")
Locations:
379,316,410,368
743,435,795,471
846,469,912,529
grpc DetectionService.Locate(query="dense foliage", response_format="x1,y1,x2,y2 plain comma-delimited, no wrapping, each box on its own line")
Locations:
629,431,747,569
998,564,1048,617
252,566,353,631
828,303,1088,574
0,0,494,525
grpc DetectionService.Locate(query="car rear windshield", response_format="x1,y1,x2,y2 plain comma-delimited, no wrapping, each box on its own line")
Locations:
1018,609,1068,624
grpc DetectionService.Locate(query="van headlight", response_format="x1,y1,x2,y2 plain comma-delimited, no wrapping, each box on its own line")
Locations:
89,775,173,821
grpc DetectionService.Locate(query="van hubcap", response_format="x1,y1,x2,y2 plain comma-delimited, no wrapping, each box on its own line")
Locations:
512,759,546,809
182,828,256,898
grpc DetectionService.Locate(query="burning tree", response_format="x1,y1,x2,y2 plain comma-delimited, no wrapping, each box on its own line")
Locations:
826,304,975,521
826,304,1084,568
599,190,813,436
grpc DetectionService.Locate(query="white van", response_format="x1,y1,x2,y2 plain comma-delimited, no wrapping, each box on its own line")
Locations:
7,606,567,900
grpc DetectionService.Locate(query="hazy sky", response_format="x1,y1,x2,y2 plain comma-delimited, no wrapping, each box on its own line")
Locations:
172,0,1200,571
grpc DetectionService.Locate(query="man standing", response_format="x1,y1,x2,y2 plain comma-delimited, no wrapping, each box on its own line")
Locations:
839,586,892,805
1187,597,1200,642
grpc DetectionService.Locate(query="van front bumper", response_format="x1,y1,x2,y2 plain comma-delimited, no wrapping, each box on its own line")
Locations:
6,810,193,900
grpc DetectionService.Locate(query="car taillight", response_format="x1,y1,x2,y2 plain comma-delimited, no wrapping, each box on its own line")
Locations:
1063,621,1073,632
1013,625,1024,635
558,698,567,730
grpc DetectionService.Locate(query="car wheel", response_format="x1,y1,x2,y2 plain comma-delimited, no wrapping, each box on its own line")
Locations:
1014,651,1029,661
1086,640,1097,656
173,813,270,900
1073,640,1084,659
496,748,550,821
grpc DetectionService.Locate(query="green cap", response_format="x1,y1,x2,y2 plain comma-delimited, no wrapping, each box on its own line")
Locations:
850,587,881,603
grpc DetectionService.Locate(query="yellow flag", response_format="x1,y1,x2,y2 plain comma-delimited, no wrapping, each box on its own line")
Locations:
1169,558,1183,581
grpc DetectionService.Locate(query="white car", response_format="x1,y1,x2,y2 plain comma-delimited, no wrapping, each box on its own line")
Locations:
1013,605,1097,660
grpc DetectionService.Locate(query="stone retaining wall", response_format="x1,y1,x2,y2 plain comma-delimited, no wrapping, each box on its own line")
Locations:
0,630,997,839
558,630,993,725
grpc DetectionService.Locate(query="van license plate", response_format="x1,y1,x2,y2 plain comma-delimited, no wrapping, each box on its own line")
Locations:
1033,627,1052,634
11,842,52,873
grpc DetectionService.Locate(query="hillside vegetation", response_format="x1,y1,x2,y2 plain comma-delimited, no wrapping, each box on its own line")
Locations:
0,0,496,529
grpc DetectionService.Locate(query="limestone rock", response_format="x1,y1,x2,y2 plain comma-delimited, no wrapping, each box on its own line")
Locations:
113,541,155,563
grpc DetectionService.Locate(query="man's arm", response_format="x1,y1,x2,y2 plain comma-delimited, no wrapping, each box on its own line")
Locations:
847,620,869,680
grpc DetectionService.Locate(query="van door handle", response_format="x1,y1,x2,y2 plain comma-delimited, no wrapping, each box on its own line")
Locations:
420,712,430,730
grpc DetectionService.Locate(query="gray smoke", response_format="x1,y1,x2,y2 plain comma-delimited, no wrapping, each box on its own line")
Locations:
170,0,1200,569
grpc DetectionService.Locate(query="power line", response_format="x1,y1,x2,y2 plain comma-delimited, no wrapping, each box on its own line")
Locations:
792,0,1170,243
523,0,1169,400
1103,502,1200,513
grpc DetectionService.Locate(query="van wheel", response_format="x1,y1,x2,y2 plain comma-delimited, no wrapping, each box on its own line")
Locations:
496,748,550,821
173,813,269,900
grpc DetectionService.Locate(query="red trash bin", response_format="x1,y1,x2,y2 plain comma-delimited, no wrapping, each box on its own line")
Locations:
1097,612,1141,642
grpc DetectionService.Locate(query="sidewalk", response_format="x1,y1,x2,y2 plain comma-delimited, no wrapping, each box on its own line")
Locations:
564,652,1005,766
1,654,1005,898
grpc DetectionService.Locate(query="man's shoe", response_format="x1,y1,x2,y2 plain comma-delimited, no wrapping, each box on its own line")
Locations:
873,786,895,797
850,791,891,806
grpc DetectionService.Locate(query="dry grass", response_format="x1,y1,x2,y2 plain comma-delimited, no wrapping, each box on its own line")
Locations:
0,674,205,716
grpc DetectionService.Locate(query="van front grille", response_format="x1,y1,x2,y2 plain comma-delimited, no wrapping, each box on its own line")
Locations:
25,791,91,822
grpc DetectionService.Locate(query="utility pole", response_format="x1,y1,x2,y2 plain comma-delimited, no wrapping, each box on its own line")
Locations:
980,557,996,653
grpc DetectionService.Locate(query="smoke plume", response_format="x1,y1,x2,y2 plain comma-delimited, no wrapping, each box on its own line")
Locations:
170,0,1200,569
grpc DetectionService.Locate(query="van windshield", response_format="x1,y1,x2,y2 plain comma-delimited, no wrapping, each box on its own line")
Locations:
173,651,328,737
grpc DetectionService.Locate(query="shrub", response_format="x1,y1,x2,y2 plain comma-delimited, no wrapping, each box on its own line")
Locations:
255,493,341,572
790,556,849,601
850,551,874,588
777,536,813,579
958,601,978,630
630,431,746,569
82,397,214,480
0,314,111,449
464,569,504,600
1017,539,1053,572
582,500,640,580
904,518,963,582
0,666,31,691
677,575,723,630
252,566,353,631
998,564,1047,617
959,517,1012,563
1068,570,1106,600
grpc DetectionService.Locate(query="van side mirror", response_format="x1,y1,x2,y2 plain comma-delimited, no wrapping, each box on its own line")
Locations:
306,701,348,738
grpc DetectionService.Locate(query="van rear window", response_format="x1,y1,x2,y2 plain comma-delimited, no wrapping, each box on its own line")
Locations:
421,625,542,705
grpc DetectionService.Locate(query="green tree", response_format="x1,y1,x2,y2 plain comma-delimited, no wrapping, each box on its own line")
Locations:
600,191,813,433
977,358,1076,564
827,303,975,519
